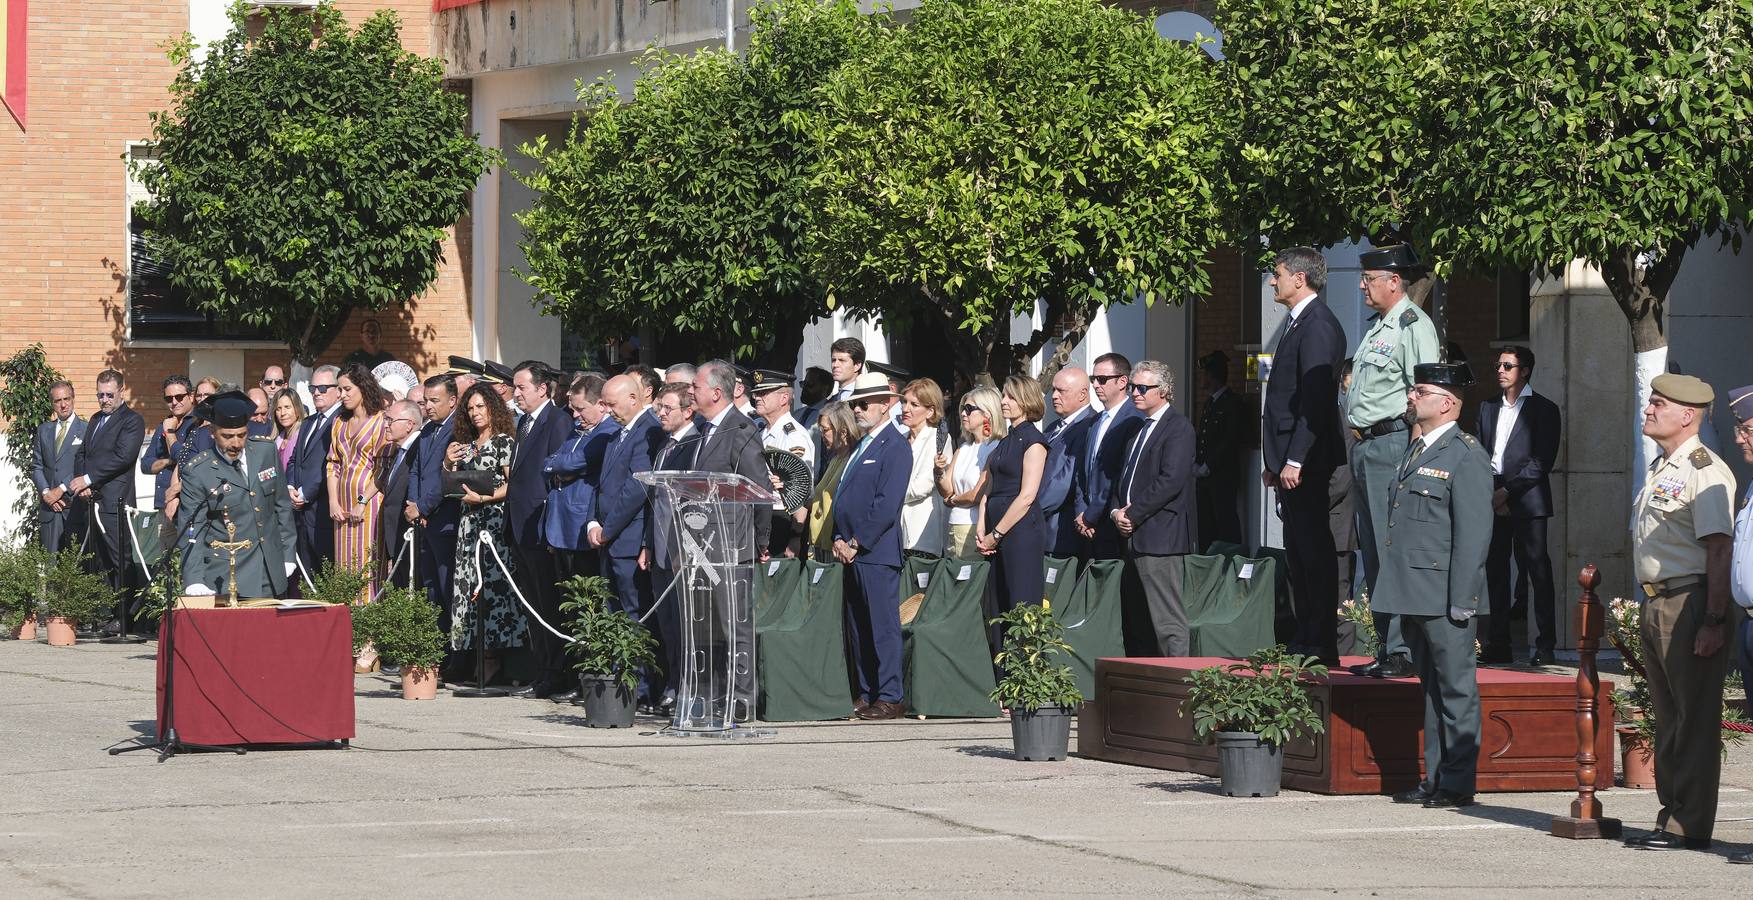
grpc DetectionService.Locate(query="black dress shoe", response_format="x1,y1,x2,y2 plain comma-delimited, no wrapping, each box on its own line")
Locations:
857,700,904,720
1347,660,1383,677
658,696,677,717
549,688,579,703
1729,849,1753,864
513,680,559,699
1528,649,1555,667
1476,648,1513,665
1422,790,1475,808
1392,784,1437,804
1624,830,1711,850
1376,655,1416,679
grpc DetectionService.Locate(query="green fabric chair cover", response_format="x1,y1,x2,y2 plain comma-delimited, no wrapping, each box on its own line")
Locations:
1179,554,1232,635
1203,540,1246,559
902,558,1000,717
1041,556,1081,610
757,560,851,721
754,558,807,630
1249,545,1297,644
1060,558,1125,699
1188,555,1280,657
128,508,166,572
899,554,939,603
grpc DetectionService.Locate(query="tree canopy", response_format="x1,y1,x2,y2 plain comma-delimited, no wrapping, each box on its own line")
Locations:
806,0,1235,378
136,2,495,364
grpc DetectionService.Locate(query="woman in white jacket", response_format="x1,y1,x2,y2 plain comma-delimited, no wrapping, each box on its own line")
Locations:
898,378,948,558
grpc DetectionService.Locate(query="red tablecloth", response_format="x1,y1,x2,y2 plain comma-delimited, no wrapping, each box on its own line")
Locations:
155,605,356,746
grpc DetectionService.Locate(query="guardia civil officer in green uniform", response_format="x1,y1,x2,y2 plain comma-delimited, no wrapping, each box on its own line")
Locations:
173,391,298,599
1623,374,1736,852
1345,244,1441,678
1374,362,1492,809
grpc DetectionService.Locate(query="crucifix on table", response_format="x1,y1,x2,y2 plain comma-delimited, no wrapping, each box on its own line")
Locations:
208,517,253,609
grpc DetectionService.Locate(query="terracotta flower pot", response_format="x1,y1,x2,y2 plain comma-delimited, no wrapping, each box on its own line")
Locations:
1618,726,1656,789
401,666,439,700
44,617,77,647
10,615,36,641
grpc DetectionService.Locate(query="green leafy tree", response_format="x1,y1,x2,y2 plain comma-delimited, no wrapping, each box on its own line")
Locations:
135,2,497,365
806,0,1234,380
517,0,888,360
0,344,65,546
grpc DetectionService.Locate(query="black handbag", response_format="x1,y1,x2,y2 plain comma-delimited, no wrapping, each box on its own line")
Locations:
442,468,498,499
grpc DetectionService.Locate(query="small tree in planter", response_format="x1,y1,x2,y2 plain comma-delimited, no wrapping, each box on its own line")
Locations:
352,585,447,700
1182,646,1329,797
990,603,1083,761
0,543,49,640
308,560,373,608
559,575,659,728
37,549,119,647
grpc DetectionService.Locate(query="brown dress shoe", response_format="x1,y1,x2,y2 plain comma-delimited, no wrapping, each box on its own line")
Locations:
850,697,870,718
857,700,904,720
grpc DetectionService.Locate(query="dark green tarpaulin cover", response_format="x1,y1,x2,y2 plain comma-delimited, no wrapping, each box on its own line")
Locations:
756,559,851,721
902,558,999,718
1060,558,1124,699
1187,554,1279,657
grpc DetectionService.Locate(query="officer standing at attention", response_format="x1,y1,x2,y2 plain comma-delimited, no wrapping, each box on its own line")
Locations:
1623,374,1737,853
752,368,815,557
1345,244,1441,679
174,391,298,599
1373,363,1492,809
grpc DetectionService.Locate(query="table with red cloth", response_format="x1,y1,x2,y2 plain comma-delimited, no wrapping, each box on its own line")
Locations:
155,604,356,746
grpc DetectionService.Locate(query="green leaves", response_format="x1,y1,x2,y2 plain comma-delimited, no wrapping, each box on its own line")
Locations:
989,602,1083,712
137,2,497,364
558,576,660,694
1180,646,1329,748
351,584,447,670
0,345,64,546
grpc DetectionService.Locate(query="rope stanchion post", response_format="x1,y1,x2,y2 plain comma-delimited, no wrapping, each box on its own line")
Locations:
1551,564,1621,840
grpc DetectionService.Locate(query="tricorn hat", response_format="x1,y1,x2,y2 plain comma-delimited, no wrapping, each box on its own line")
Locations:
1412,362,1475,391
1358,244,1428,274
205,390,256,429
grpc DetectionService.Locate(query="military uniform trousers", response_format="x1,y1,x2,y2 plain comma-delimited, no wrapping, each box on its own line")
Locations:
1350,426,1410,661
1401,612,1481,795
1640,581,1731,840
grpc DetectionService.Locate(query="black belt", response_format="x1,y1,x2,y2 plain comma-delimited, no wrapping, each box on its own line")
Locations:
1352,418,1409,441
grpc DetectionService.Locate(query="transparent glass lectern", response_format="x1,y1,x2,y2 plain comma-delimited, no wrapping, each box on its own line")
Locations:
635,470,778,737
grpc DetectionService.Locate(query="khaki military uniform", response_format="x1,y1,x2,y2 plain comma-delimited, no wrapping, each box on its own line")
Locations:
173,438,298,600
1633,434,1736,840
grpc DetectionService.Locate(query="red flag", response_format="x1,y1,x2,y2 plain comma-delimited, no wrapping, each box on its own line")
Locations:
433,0,489,11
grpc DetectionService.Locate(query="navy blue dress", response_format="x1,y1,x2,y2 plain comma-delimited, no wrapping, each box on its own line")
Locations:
986,421,1049,613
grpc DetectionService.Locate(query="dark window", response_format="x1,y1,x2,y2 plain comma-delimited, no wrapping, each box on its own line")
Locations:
1496,266,1531,341
127,148,271,342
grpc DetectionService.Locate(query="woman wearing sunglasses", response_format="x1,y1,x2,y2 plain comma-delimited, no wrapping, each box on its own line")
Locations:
977,376,1051,615
939,386,1005,559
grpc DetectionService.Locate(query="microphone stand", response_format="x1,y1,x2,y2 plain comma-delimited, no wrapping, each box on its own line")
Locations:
111,488,244,758
450,531,507,698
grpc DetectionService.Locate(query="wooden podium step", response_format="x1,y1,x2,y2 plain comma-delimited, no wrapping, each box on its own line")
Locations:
1077,656,1613,795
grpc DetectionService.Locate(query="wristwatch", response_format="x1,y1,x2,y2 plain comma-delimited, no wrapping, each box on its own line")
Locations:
847,539,861,553
1706,610,1728,626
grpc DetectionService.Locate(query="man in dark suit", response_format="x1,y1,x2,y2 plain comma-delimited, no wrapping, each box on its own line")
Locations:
408,374,461,661
1075,352,1143,559
1040,366,1097,558
507,361,575,699
1476,345,1562,666
30,380,87,554
590,373,667,708
70,369,146,633
686,361,774,720
290,365,341,579
374,400,424,588
1261,247,1347,665
1105,360,1198,657
641,382,703,714
544,374,619,581
1195,351,1246,548
832,372,914,719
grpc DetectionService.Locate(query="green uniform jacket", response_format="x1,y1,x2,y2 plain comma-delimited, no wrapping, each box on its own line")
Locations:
1345,299,1440,429
1369,425,1493,617
174,437,298,599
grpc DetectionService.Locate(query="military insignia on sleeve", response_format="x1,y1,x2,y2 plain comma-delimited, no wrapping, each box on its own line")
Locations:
1690,447,1712,469
784,423,796,434
1399,309,1419,328
1416,466,1451,480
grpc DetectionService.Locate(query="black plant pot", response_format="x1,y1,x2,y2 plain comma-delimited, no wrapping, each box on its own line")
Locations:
578,673,636,728
1010,705,1073,761
1214,731,1283,797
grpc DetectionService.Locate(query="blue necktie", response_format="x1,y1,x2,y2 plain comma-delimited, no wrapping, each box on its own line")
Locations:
840,434,874,488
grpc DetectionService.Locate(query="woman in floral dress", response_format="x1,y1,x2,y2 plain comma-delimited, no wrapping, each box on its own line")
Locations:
446,383,524,684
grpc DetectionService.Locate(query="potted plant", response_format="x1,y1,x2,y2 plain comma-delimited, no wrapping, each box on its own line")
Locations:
559,575,658,727
989,603,1083,761
0,544,47,641
351,585,447,699
37,549,118,647
1181,646,1329,797
135,547,182,631
307,559,373,607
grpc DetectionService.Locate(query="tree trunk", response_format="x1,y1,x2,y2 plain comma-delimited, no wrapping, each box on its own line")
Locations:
291,312,352,368
1599,241,1684,496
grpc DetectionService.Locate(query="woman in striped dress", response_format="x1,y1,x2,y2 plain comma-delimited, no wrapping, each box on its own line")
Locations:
326,364,390,611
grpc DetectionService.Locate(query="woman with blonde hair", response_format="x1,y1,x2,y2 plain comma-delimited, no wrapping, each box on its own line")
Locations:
899,378,948,558
977,375,1050,613
807,402,859,563
937,386,1005,559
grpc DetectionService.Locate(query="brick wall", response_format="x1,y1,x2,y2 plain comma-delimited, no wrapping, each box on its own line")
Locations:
0,1,473,425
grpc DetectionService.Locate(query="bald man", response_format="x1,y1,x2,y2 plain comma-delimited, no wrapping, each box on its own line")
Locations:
1041,366,1098,558
246,387,273,438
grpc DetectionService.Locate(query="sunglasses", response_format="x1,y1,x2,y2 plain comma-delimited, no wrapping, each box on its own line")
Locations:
1129,383,1160,394
960,404,981,415
851,399,880,411
1495,362,1519,371
163,393,189,403
310,384,337,393
95,392,117,399
261,378,287,387
1091,374,1128,385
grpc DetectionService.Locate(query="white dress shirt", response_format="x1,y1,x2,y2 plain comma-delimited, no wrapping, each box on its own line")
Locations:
1489,390,1528,476
1733,483,1753,610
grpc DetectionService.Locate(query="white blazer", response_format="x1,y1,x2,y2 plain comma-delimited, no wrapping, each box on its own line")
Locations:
900,425,946,556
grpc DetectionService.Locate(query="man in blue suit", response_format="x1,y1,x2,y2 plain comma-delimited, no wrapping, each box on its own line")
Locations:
1040,366,1097,558
1105,360,1198,657
1075,353,1143,560
70,370,146,634
832,372,915,720
544,374,620,581
590,373,667,708
507,361,576,699
290,365,341,579
29,380,87,553
407,374,461,663
639,381,701,714
140,375,196,513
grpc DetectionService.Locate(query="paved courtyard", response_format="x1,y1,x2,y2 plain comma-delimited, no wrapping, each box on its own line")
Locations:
3,638,1751,898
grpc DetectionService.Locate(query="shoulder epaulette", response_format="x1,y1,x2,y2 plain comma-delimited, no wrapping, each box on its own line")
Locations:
1457,432,1477,446
1399,309,1420,328
249,434,272,442
189,450,213,466
1690,447,1712,469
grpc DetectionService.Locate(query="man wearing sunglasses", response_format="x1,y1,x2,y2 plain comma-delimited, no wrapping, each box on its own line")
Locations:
70,369,147,635
290,365,342,575
1075,353,1142,559
259,365,288,393
1475,346,1561,666
141,375,197,512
